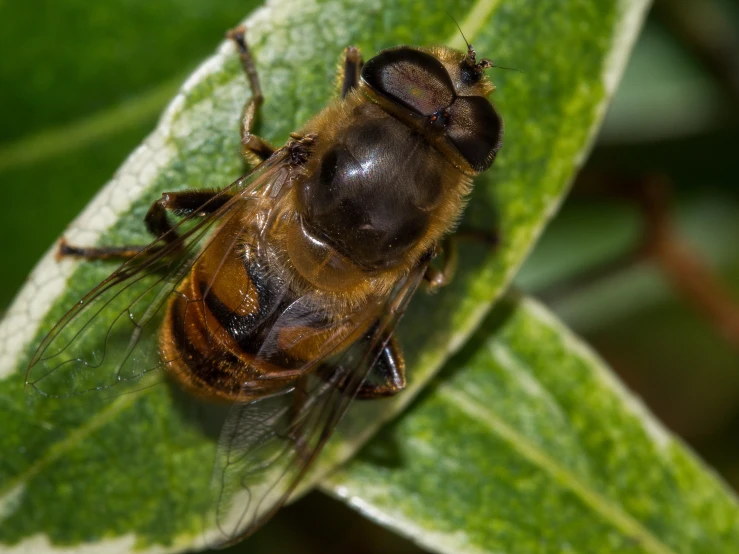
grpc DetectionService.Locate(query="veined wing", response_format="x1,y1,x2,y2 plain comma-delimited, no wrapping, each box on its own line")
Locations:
25,149,293,399
25,139,430,548
205,257,429,548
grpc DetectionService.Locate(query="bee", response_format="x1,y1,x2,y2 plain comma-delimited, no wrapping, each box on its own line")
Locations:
26,26,502,547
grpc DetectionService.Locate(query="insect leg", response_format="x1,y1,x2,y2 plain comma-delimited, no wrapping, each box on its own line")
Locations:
423,237,458,293
226,26,276,166
285,376,314,462
56,239,157,261
58,189,230,260
144,189,231,242
424,229,499,292
318,329,406,400
339,46,364,98
355,335,406,399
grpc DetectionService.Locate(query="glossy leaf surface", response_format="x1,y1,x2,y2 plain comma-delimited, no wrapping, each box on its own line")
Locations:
0,0,660,551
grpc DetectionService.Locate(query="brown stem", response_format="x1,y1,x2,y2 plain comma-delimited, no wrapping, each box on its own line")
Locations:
571,171,739,350
635,174,739,349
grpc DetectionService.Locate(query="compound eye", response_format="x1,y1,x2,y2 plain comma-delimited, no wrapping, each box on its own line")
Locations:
361,48,455,116
447,96,503,172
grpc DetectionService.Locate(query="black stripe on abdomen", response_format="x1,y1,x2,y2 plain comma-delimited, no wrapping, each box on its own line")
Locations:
200,259,331,369
167,292,248,397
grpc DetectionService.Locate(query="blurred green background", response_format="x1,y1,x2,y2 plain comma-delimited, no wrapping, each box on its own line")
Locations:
1,1,737,552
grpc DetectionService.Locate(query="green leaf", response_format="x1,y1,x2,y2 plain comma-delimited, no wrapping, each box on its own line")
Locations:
0,0,651,551
0,0,261,142
324,294,739,554
0,1,262,311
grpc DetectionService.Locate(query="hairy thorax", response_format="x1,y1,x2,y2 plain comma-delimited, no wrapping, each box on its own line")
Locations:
280,96,471,308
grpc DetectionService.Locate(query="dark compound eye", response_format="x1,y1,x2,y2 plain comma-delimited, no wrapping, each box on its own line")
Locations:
361,48,455,116
447,96,503,172
362,48,503,173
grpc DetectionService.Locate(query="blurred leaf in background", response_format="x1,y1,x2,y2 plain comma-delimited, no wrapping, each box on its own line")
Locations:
516,0,739,493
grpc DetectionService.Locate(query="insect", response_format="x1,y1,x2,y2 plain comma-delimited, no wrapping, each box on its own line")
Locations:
26,26,502,547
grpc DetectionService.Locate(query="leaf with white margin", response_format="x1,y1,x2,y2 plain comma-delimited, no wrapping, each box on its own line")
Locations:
0,0,651,551
325,294,739,554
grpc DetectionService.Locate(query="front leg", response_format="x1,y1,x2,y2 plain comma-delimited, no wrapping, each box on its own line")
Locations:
226,26,277,166
339,46,364,98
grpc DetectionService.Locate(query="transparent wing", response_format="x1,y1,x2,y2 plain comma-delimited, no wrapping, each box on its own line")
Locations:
26,139,429,548
205,259,429,548
25,150,292,399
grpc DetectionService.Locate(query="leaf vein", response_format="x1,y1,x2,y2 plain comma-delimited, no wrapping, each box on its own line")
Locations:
438,385,679,554
0,394,137,502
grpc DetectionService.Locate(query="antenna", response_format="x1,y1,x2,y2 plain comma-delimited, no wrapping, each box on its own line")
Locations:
491,64,523,73
445,11,471,51
445,12,522,74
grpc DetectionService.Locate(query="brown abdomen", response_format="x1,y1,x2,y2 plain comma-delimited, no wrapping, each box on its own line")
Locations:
160,216,352,402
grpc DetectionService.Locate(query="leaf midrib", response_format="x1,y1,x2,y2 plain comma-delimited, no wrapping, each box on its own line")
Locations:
0,393,137,501
438,382,678,554
1,0,510,505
